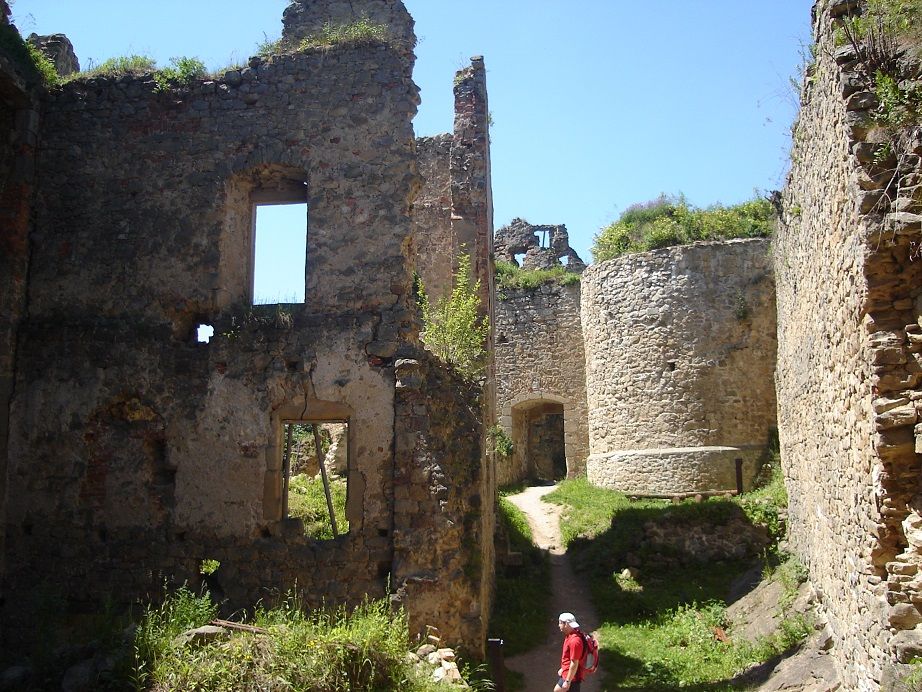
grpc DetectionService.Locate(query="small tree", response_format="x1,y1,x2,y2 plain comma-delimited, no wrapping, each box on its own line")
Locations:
418,251,489,380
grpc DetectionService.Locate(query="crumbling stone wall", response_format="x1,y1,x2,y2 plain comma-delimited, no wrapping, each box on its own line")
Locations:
412,134,453,303
776,1,922,685
27,34,79,76
494,281,589,485
4,0,492,650
0,4,44,611
494,218,586,272
581,239,777,495
392,354,493,646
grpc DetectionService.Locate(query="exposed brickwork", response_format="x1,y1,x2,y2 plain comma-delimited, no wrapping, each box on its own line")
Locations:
776,1,922,685
581,239,778,495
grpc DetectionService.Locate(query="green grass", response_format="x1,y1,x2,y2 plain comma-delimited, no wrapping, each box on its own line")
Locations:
495,261,580,292
132,587,483,691
288,472,349,540
591,194,774,263
490,496,551,658
545,477,811,689
299,18,390,50
74,54,158,79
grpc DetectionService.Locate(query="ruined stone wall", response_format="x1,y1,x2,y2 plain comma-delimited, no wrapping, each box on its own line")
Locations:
412,133,454,304
0,6,44,616
494,281,588,485
581,239,777,495
4,9,490,648
776,1,922,686
392,354,493,648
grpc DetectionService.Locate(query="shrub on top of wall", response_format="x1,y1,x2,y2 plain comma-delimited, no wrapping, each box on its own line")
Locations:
591,194,774,263
494,261,580,292
256,17,399,59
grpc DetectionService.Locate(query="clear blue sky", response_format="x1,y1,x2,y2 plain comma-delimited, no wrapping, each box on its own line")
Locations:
16,0,812,266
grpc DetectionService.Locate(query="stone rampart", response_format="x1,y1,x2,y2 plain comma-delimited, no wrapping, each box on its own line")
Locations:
3,4,491,650
775,1,922,686
581,238,777,495
0,9,44,616
494,281,588,484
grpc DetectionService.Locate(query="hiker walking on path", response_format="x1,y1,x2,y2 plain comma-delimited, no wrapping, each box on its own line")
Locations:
554,612,584,692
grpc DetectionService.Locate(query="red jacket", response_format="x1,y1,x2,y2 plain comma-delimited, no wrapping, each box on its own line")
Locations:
560,631,585,682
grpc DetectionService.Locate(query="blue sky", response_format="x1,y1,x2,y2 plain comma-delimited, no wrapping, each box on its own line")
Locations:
17,0,812,267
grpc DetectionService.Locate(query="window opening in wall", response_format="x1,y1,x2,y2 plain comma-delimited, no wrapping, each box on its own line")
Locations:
560,255,570,266
282,420,349,540
196,324,215,343
253,202,307,305
513,252,526,267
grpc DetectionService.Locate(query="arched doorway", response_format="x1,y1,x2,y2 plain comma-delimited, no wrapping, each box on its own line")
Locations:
511,399,567,482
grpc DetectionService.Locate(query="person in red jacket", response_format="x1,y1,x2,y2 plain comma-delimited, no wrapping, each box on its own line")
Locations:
554,612,584,691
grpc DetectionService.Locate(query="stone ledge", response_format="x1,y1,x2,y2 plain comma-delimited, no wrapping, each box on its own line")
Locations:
587,446,765,496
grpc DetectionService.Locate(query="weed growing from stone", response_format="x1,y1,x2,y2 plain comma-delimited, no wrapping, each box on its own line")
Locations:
418,250,489,381
488,424,514,459
153,56,206,92
298,17,390,51
73,54,158,80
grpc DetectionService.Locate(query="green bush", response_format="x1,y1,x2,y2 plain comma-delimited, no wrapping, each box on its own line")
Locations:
488,425,514,459
494,261,580,291
153,56,207,92
591,194,774,263
419,251,489,381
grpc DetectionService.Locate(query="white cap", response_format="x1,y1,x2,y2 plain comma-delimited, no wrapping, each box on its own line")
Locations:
558,612,580,629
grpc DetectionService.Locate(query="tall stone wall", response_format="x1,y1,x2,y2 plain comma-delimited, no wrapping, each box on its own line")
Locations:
494,281,589,485
0,7,44,617
776,1,922,686
581,239,777,495
3,2,492,649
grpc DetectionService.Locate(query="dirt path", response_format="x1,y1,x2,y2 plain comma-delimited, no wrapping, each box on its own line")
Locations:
504,485,603,692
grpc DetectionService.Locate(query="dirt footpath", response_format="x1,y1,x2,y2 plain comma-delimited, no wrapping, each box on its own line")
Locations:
504,485,603,692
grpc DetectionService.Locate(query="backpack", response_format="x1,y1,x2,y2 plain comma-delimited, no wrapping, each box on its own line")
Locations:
578,631,600,675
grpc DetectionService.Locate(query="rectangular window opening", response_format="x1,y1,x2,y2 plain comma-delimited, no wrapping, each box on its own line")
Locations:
282,420,349,540
252,201,308,305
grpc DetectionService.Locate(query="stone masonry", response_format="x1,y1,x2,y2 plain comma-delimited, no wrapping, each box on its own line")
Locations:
581,239,778,495
1,0,493,651
0,0,42,612
494,275,588,485
776,0,922,686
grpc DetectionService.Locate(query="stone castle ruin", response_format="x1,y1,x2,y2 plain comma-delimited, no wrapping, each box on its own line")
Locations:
2,0,922,687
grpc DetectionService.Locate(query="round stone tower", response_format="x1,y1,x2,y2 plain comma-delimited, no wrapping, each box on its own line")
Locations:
580,238,777,495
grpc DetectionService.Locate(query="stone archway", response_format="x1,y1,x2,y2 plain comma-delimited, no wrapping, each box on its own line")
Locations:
511,395,568,482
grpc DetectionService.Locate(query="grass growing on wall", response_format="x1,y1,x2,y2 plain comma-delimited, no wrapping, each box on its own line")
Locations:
591,194,774,263
494,261,580,292
544,476,810,689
